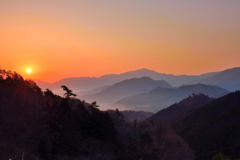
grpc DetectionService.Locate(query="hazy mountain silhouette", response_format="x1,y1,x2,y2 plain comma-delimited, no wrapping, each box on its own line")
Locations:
34,67,240,99
51,77,101,90
111,68,219,86
82,77,173,109
34,68,220,92
112,84,229,112
77,85,109,97
147,94,214,121
188,67,240,91
33,79,51,89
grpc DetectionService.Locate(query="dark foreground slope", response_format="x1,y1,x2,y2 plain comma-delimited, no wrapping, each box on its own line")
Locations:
0,71,45,160
173,91,240,160
108,109,154,122
0,70,117,160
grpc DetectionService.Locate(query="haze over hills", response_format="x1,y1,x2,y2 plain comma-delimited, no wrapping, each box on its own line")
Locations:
187,67,240,91
112,84,229,112
34,66,239,112
77,85,109,97
82,77,173,108
33,68,219,91
34,67,240,96
34,79,51,89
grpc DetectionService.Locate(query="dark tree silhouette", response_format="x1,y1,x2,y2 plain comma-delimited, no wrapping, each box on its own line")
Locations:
90,101,99,107
61,85,76,98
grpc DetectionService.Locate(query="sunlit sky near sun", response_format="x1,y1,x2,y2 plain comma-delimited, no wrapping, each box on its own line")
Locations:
1,0,240,82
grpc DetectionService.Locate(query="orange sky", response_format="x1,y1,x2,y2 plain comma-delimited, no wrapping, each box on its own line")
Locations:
1,0,240,83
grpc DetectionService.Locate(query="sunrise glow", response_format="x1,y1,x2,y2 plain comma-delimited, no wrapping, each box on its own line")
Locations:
1,1,240,159
0,1,240,82
26,68,32,74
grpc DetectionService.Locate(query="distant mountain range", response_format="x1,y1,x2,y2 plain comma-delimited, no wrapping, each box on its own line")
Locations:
35,67,240,95
187,67,240,91
112,84,229,112
33,67,240,112
82,77,173,109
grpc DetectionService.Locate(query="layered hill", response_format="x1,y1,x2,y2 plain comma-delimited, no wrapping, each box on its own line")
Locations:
82,77,173,109
34,67,240,98
33,67,240,112
188,67,240,91
147,93,214,121
77,85,109,97
113,84,229,112
173,91,240,160
35,68,220,92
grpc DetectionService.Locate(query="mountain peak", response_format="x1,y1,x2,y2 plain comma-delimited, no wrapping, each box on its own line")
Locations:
138,68,154,71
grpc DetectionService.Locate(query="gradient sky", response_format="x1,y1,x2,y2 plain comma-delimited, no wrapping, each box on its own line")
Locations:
1,0,240,82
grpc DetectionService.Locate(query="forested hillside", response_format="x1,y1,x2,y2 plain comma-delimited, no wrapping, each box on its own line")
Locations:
0,69,194,160
173,91,240,160
0,69,117,160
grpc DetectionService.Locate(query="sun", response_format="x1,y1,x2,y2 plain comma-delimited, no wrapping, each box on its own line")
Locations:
26,68,32,73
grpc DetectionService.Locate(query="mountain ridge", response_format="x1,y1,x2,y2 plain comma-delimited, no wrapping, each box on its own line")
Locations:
112,84,229,112
34,67,240,97
82,77,173,109
188,67,240,91
147,93,214,121
34,68,220,90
